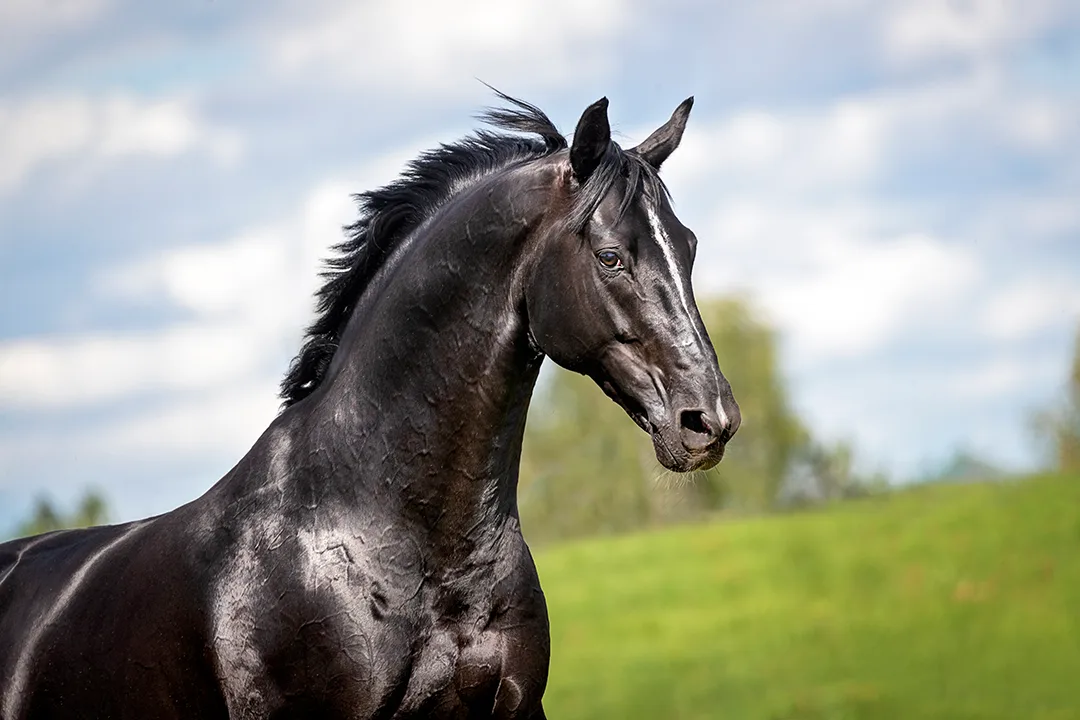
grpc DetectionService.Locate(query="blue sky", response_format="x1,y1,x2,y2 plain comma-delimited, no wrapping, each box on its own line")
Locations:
1,0,1078,532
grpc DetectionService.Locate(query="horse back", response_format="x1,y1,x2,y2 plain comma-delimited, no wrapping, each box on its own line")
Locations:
0,520,228,719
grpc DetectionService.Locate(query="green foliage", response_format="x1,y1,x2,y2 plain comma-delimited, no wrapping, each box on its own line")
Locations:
782,439,890,507
15,489,109,539
520,367,661,541
537,473,1080,719
693,297,807,510
1034,322,1080,472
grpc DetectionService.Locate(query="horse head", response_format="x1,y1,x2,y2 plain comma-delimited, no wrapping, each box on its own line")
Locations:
526,97,741,473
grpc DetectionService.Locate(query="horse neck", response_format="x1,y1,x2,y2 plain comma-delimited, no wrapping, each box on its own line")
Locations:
293,163,555,556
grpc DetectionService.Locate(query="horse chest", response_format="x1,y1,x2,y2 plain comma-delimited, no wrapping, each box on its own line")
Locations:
212,530,547,719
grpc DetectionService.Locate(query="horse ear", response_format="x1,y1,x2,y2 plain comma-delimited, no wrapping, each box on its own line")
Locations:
632,96,694,169
570,97,611,182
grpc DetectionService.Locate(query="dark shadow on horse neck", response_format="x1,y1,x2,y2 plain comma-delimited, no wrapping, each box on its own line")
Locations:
228,157,564,562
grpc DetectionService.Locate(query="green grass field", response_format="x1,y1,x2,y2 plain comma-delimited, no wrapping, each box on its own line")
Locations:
535,474,1080,719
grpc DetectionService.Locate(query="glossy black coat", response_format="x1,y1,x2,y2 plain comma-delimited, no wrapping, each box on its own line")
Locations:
0,95,739,719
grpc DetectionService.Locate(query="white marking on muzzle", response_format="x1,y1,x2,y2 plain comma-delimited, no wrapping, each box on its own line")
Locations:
646,204,728,429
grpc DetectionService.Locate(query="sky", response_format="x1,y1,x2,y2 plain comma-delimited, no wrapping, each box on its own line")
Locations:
1,0,1078,532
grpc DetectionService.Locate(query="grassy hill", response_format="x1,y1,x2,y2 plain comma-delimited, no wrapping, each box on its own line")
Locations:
535,474,1080,719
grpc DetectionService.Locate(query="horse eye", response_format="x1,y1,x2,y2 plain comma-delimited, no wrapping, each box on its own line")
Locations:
597,250,623,270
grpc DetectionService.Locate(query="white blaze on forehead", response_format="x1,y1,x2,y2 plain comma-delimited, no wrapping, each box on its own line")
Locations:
645,204,699,344
645,203,728,428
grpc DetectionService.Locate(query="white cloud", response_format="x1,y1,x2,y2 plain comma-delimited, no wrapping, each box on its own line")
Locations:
0,0,111,61
0,138,427,413
0,93,241,194
761,232,979,362
660,159,972,367
645,67,1079,369
980,278,1080,342
681,195,980,364
882,0,1064,65
965,195,1080,246
101,231,302,330
0,0,107,26
100,142,421,326
659,65,1076,203
1004,98,1071,151
266,0,627,92
0,324,268,409
658,83,964,196
656,103,886,193
85,381,283,457
951,355,1036,401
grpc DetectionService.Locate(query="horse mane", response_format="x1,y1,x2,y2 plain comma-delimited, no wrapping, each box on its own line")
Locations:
280,91,665,408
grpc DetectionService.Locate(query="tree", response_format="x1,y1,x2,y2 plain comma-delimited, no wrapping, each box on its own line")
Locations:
520,367,659,542
1033,322,1080,472
693,297,808,511
780,439,890,507
15,489,110,539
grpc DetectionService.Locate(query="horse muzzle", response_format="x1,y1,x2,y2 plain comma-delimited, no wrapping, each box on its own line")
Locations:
650,401,739,472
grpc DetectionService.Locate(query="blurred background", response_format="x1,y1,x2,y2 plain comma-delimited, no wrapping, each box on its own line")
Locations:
1,0,1079,717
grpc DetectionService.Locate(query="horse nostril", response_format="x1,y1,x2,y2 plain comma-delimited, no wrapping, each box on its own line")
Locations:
679,409,714,438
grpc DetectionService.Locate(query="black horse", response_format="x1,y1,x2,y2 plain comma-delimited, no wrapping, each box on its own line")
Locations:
0,93,739,719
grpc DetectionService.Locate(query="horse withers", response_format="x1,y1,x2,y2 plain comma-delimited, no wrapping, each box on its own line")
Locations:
0,93,739,719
